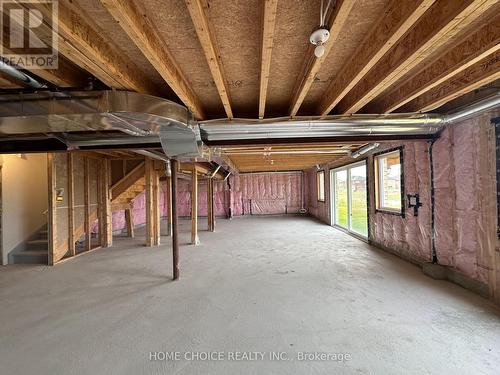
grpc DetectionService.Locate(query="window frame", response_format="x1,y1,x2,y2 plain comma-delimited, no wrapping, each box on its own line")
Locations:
317,170,325,202
374,147,405,217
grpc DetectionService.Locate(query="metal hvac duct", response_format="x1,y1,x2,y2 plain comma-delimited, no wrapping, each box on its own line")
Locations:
198,93,500,143
0,90,498,154
0,90,201,157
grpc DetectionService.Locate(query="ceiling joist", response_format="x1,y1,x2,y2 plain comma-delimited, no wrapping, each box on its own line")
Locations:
258,0,279,119
100,0,205,119
402,51,500,112
289,0,356,118
32,0,159,92
317,0,436,117
335,0,498,115
370,12,500,113
185,0,233,119
2,1,88,87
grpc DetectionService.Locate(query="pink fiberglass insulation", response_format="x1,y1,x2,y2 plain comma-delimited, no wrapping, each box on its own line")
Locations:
371,141,432,262
433,110,499,284
304,168,329,223
229,172,303,215
112,171,304,232
304,110,500,285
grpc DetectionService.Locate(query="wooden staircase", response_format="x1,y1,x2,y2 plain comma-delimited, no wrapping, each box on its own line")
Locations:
111,161,146,212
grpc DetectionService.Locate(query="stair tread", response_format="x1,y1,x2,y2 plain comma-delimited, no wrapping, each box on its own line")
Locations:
28,239,48,244
16,249,48,255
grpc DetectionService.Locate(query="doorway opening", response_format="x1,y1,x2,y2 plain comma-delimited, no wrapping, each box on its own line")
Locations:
330,161,368,239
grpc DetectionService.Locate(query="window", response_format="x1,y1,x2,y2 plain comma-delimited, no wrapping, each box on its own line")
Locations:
375,149,403,214
317,170,325,202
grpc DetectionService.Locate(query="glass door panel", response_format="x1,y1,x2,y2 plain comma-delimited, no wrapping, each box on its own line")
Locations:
334,170,348,229
349,165,368,237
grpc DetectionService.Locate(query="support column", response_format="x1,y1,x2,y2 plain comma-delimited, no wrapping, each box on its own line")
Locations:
146,158,161,246
125,208,134,238
67,154,75,256
171,159,179,280
166,176,173,236
207,178,215,232
145,158,154,247
191,168,199,245
84,157,91,252
47,153,56,266
152,161,160,245
100,158,113,248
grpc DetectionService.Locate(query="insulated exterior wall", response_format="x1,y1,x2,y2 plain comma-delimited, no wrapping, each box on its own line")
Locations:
433,111,499,285
112,172,304,231
305,110,500,302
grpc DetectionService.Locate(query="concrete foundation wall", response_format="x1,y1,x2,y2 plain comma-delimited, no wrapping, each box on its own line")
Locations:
1,154,48,265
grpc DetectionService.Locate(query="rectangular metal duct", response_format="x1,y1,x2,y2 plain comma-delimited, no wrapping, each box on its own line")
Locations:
0,90,201,157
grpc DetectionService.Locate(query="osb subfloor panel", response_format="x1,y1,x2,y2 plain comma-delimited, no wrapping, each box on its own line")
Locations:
1,217,499,374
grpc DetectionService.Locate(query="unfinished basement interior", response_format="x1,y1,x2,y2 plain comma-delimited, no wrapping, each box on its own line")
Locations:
0,0,500,373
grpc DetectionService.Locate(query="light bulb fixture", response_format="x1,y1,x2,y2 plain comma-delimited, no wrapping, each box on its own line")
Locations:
310,0,332,58
310,28,330,59
314,44,325,58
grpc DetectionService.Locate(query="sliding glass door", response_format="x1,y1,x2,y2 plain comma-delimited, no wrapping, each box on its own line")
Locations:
330,161,368,238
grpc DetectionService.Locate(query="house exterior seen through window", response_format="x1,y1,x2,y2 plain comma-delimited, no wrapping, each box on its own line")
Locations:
375,150,402,213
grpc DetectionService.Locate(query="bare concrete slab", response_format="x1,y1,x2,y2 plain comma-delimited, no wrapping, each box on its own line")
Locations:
0,216,499,374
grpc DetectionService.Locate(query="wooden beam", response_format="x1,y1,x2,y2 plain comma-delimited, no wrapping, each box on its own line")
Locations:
84,158,91,252
171,160,180,280
317,0,436,116
370,13,500,113
289,0,356,117
47,154,56,266
335,0,498,115
191,168,199,245
184,0,233,119
125,208,135,238
145,158,154,247
153,167,160,246
207,178,215,232
67,154,75,256
258,0,279,119
100,0,205,119
100,159,113,247
401,51,500,112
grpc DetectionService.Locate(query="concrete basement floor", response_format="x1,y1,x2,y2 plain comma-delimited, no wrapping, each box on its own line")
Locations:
1,216,499,375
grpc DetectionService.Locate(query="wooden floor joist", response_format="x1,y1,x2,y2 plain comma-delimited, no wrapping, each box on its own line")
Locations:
371,11,500,113
185,0,233,119
317,0,436,116
289,0,356,117
100,0,205,119
29,0,157,92
335,0,499,114
258,0,279,119
401,51,500,112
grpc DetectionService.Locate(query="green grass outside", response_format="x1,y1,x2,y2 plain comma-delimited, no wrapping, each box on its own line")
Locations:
335,189,368,236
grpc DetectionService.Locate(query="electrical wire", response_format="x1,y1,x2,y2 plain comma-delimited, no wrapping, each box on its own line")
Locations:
320,0,333,26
